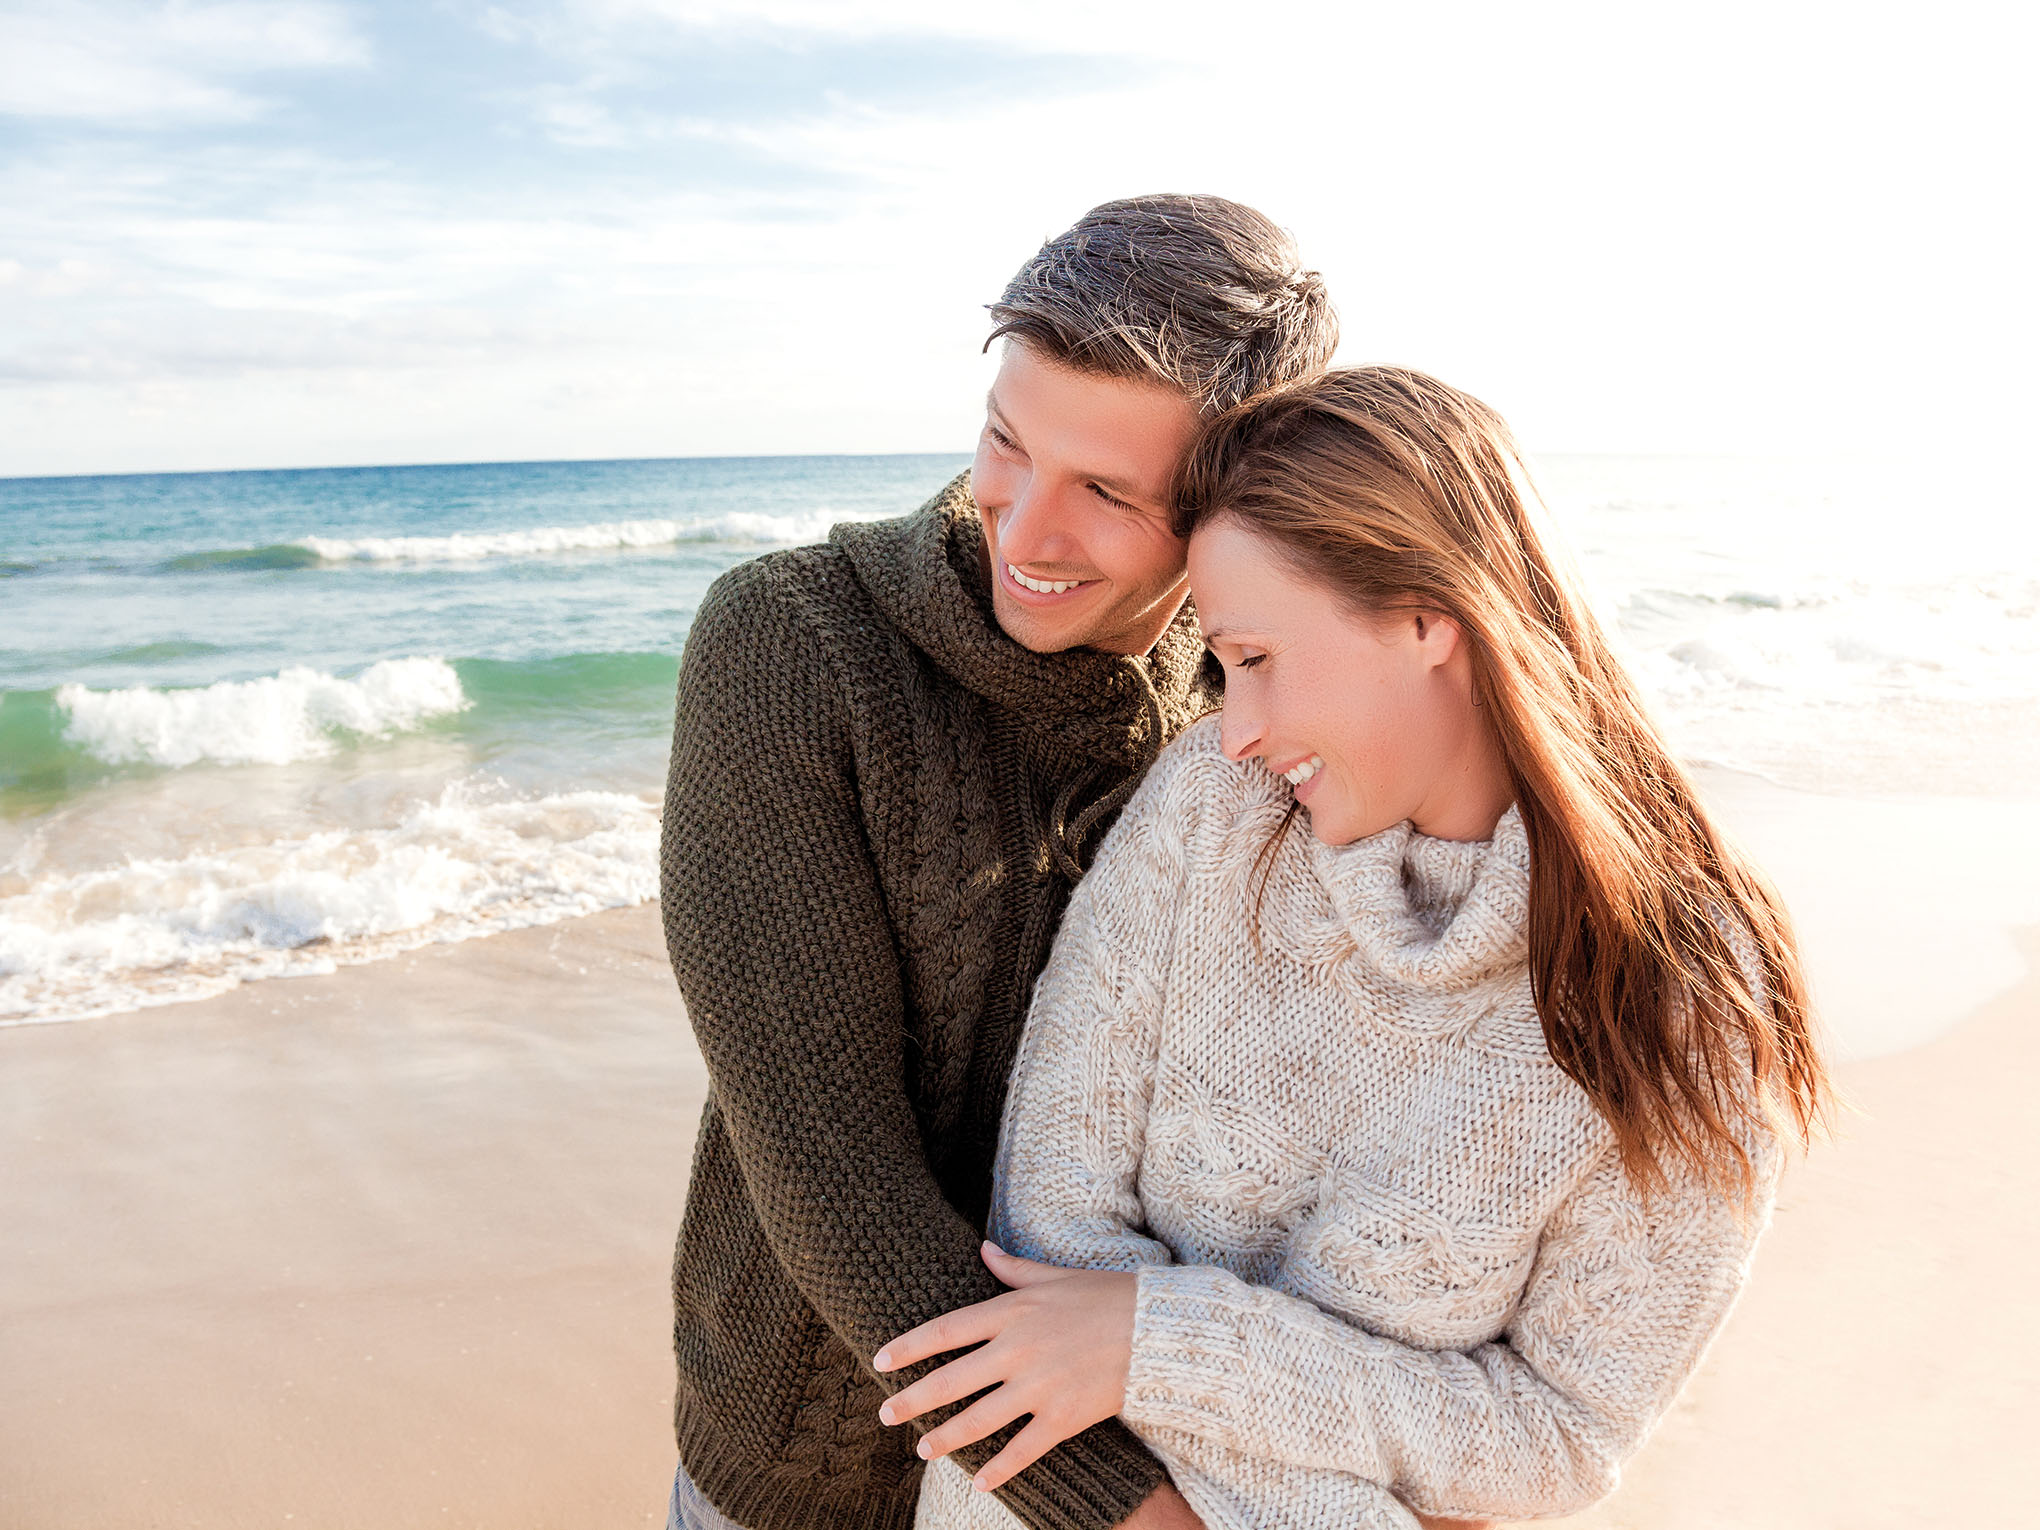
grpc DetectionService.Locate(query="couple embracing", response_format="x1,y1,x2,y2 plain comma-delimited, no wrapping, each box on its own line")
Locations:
657,195,1829,1530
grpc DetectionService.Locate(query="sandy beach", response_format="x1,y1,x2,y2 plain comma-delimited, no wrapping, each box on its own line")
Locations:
4,899,2034,1528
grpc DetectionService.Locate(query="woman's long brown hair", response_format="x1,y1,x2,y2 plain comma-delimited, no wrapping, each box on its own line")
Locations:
1175,367,1831,1202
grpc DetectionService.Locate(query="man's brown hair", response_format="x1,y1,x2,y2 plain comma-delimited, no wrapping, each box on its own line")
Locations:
988,194,1338,415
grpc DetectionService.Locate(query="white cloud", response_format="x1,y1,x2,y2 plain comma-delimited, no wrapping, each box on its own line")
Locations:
533,0,1215,55
0,0,2032,474
0,1,370,124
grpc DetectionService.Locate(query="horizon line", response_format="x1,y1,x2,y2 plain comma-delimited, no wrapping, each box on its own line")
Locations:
0,443,1882,487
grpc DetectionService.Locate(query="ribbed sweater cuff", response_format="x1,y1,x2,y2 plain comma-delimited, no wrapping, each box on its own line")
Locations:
1122,1265,1253,1446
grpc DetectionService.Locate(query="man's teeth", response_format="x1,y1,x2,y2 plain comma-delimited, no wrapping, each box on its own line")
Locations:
1283,756,1324,787
1008,564,1084,595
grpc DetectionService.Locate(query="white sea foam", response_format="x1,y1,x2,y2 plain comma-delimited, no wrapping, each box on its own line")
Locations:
1625,582,2040,707
56,657,469,769
0,782,659,1025
297,507,888,563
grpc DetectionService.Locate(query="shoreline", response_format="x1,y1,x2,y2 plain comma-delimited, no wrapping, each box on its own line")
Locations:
14,763,2040,1062
3,897,2034,1523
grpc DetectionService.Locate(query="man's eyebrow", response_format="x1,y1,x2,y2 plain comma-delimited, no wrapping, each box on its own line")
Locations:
981,391,1162,508
1087,469,1156,504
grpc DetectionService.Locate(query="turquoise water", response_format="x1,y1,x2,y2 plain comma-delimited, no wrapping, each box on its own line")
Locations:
0,454,967,1020
2,451,2035,1025
1,455,968,808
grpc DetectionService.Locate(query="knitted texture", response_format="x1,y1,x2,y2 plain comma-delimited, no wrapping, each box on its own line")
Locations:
660,475,1222,1530
918,718,1781,1530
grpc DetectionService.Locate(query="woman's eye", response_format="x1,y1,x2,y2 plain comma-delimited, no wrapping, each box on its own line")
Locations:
986,425,1019,452
1235,654,1267,671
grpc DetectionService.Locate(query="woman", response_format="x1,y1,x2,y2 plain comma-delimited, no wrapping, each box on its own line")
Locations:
876,368,1830,1529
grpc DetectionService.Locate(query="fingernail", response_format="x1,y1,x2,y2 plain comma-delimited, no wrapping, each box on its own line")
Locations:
873,1351,891,1371
878,1403,893,1424
917,1439,932,1460
972,1474,989,1492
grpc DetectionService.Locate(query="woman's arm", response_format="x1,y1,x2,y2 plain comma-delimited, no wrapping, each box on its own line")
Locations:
887,1131,1776,1522
1117,1133,1784,1522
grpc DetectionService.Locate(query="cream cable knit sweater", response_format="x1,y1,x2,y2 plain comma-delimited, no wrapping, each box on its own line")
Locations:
917,719,1780,1530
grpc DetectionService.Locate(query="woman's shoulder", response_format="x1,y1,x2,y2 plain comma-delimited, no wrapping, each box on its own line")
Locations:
1131,715,1291,832
1085,716,1291,896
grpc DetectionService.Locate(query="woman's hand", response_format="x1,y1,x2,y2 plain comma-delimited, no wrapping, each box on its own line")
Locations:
874,1241,1139,1493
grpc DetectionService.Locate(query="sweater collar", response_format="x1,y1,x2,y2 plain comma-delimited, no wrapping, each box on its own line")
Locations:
1292,803,1531,996
832,473,1219,768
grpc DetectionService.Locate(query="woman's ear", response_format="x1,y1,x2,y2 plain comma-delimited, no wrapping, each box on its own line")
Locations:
1411,611,1463,669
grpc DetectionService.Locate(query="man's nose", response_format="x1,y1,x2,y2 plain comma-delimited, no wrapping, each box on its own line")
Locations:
997,479,1070,563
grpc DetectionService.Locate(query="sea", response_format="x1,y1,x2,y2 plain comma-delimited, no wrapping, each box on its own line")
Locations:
4,451,2038,1034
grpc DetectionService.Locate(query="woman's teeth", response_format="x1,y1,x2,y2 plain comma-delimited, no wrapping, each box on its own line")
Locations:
1008,564,1084,595
1283,756,1324,787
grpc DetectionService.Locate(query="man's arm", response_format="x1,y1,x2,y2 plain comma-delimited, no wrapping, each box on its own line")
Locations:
661,558,1170,1530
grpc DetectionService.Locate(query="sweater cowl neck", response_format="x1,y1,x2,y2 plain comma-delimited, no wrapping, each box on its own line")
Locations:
1310,802,1532,994
831,474,1215,768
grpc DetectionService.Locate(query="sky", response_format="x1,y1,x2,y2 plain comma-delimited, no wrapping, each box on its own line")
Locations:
0,0,2032,477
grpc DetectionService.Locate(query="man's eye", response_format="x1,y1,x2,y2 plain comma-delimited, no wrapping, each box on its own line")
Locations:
1088,482,1134,511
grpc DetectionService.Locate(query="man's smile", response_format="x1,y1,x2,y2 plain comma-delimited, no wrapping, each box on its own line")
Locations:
1000,560,1098,599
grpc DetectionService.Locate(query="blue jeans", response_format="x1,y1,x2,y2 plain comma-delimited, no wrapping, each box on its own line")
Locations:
666,1461,751,1530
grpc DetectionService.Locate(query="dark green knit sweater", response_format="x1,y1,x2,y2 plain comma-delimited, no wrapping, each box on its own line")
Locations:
660,475,1221,1530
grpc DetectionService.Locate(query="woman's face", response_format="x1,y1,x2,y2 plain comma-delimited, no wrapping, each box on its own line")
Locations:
1187,517,1511,845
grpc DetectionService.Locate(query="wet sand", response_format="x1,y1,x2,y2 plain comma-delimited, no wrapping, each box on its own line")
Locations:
2,908,2033,1527
0,906,699,1529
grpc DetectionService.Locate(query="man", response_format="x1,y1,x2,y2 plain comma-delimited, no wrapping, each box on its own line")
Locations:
659,195,1338,1530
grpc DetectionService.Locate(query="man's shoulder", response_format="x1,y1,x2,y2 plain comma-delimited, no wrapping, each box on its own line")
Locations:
690,540,893,666
699,539,865,622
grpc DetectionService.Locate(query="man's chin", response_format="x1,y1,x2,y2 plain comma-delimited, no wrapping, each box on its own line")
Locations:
991,590,1095,655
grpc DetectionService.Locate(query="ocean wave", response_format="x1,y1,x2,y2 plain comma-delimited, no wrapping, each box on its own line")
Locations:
1620,582,2040,707
160,544,324,573
3,652,680,802
299,520,694,563
93,639,231,666
455,651,679,712
55,657,469,769
159,508,890,572
0,782,658,1024
0,561,36,578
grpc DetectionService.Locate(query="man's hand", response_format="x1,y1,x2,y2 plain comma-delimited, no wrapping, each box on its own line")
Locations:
875,1242,1137,1492
1117,1483,1205,1529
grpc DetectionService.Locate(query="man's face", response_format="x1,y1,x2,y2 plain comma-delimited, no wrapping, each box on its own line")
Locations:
970,342,1202,656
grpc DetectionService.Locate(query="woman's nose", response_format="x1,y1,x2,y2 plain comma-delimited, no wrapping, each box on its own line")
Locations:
1218,698,1263,763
